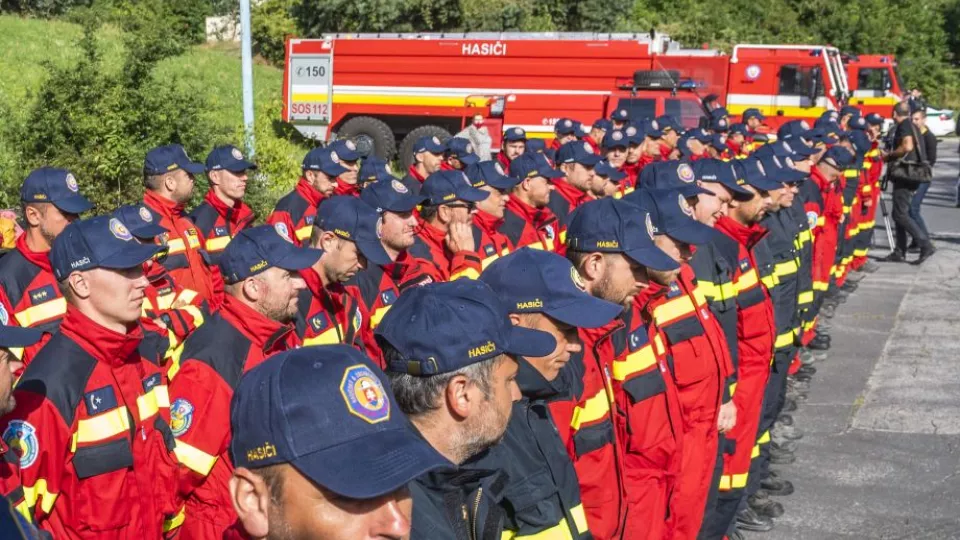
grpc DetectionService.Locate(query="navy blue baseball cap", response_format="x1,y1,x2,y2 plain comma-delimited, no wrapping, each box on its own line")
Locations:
330,139,361,162
219,225,322,284
638,161,712,198
510,153,564,182
742,108,765,122
112,204,165,239
710,107,730,119
360,176,426,213
687,128,713,142
0,324,41,349
480,248,622,328
524,138,547,155
778,140,817,159
413,136,446,155
302,147,349,177
708,134,728,152
594,160,627,183
51,216,161,280
820,110,840,122
777,120,809,141
819,146,856,171
20,167,93,215
622,125,643,145
445,138,479,166
144,144,205,176
566,198,680,271
803,127,838,145
317,196,391,266
760,155,806,184
643,189,716,245
358,157,391,184
593,118,613,131
554,118,578,136
865,113,884,126
657,115,683,134
421,170,490,205
710,117,730,133
728,123,749,136
466,161,517,191
376,280,557,375
557,141,601,167
848,130,871,155
694,159,753,198
610,108,630,122
848,116,868,132
641,118,664,139
229,345,450,498
602,130,629,150
840,105,861,119
739,158,784,191
502,127,527,142
205,145,257,173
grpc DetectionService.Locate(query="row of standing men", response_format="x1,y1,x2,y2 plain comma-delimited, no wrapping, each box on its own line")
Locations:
0,103,888,539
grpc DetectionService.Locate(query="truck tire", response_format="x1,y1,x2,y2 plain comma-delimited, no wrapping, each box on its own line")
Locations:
633,70,681,88
338,116,396,161
398,125,452,170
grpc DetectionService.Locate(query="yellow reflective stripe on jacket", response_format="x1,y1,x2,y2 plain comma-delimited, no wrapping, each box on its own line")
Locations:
205,235,231,252
774,259,799,278
180,304,205,328
14,297,67,327
451,267,481,281
612,345,656,381
137,384,170,421
735,268,759,292
760,273,778,289
653,294,696,325
570,389,610,431
798,291,814,305
370,305,392,329
501,505,588,539
775,331,794,349
163,505,186,533
174,439,219,476
718,473,748,491
295,225,312,241
303,325,344,346
74,406,131,445
22,479,57,515
729,382,737,396
166,238,186,254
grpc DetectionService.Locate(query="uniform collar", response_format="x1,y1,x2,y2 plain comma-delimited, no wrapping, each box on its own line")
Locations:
294,177,325,208
473,210,503,235
551,178,589,207
144,190,186,220
203,189,254,226
220,294,294,351
417,219,447,250
407,165,427,183
334,180,361,197
716,215,767,248
515,357,561,400
506,195,542,222
59,306,143,367
15,233,52,273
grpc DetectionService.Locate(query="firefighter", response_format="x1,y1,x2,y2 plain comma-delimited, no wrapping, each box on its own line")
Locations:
358,156,392,188
166,225,318,539
376,279,557,539
266,146,346,247
465,161,518,269
593,160,627,199
0,323,46,540
0,215,181,537
657,116,684,160
189,145,257,265
565,198,684,540
475,248,621,539
552,141,599,228
298,196,391,353
710,116,730,135
808,147,854,322
551,118,579,150
410,170,485,281
838,105,861,131
142,144,221,305
226,346,447,540
585,119,611,154
113,204,207,350
442,137,480,171
498,127,528,171
0,167,92,365
330,139,362,196
610,108,630,130
500,153,564,252
679,129,713,161
852,113,885,275
742,108,769,135
603,130,629,170
727,124,749,157
705,158,782,538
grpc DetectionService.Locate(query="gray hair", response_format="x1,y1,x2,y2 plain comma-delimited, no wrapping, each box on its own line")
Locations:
381,341,500,417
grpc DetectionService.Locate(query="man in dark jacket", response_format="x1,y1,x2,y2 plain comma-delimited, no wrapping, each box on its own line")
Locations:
475,248,621,539
376,280,557,539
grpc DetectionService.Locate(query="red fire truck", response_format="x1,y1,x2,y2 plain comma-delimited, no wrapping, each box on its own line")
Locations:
282,34,850,163
843,54,903,121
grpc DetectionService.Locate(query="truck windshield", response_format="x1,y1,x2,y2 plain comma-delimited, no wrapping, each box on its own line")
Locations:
665,98,705,129
856,68,890,93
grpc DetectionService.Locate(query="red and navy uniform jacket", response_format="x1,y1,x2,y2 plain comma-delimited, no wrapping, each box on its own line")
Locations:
473,210,514,270
143,191,221,307
142,264,207,355
620,161,642,193
409,220,483,281
265,178,324,247
187,190,255,266
688,240,739,404
552,323,625,540
295,267,369,355
659,143,674,161
166,295,298,538
808,167,843,296
609,295,683,540
546,179,589,243
0,308,182,538
400,166,427,194
713,215,776,493
0,235,63,364
499,197,563,253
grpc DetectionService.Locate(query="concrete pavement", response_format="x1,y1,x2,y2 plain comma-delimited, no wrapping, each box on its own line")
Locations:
746,140,960,540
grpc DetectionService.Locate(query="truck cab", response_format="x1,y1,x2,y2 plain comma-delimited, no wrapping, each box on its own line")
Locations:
844,54,903,120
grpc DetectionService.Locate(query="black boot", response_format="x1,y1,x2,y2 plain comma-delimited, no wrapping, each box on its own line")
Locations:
841,281,858,293
761,473,796,496
914,245,937,265
736,506,775,532
883,250,906,263
749,494,785,518
808,334,830,351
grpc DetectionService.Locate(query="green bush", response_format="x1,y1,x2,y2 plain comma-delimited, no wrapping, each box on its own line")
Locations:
252,0,297,67
0,0,89,17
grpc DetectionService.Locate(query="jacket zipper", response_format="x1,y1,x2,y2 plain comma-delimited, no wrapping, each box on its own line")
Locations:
470,487,483,540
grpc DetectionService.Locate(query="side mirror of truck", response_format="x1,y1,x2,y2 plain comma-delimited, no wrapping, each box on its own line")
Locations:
808,67,821,103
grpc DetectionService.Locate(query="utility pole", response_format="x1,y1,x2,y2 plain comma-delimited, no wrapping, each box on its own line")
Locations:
240,0,255,156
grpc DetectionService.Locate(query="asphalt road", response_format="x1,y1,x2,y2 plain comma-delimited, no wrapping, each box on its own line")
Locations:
746,140,960,540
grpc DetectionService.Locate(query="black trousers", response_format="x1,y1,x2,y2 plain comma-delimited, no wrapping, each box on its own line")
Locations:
892,180,930,252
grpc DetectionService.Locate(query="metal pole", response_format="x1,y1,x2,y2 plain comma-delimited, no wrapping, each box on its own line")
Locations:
240,0,255,157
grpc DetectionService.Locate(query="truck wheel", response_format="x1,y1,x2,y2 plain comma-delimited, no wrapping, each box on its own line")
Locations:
398,125,452,170
338,116,396,161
